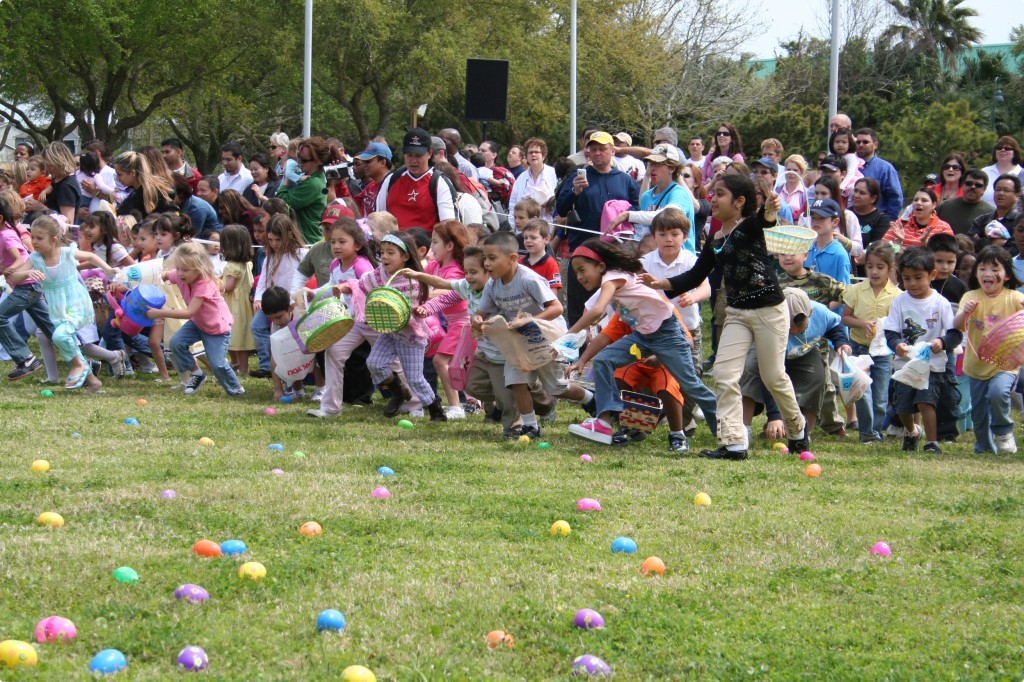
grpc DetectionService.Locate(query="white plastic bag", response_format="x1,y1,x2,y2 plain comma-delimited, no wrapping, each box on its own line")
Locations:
892,341,931,390
831,353,873,404
551,330,589,363
270,327,315,383
868,318,890,356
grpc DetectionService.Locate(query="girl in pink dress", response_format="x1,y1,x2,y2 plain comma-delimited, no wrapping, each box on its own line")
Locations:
424,220,470,418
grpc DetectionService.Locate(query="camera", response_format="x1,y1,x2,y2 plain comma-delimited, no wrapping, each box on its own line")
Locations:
324,162,351,182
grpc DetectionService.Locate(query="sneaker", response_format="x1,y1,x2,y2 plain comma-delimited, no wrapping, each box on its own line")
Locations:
464,399,483,415
137,355,158,374
581,396,597,417
8,356,42,380
249,369,272,379
406,408,425,418
787,435,810,454
568,418,613,445
902,427,920,452
184,373,207,395
485,407,502,424
995,433,1018,454
111,350,128,378
445,405,467,419
885,424,905,439
510,424,543,440
859,432,884,444
310,387,325,402
699,446,748,461
611,427,646,446
307,408,340,419
829,427,849,439
668,433,688,452
693,406,705,422
683,427,697,439
923,441,943,454
229,387,246,397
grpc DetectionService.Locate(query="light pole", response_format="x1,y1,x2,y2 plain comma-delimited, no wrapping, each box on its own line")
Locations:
991,76,1004,133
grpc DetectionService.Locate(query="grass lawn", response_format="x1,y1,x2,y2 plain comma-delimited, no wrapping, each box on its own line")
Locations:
2,369,1024,681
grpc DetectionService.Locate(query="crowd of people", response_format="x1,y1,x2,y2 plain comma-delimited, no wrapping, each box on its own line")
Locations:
1,113,1023,459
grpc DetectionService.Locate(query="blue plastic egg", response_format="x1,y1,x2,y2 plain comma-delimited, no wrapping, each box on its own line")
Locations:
220,539,247,556
377,466,395,476
610,536,638,554
89,649,127,675
124,417,139,426
269,443,285,451
278,395,294,403
317,609,347,632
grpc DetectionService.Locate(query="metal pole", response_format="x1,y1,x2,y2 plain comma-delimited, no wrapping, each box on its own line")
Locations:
992,76,1001,132
303,0,313,137
827,0,840,133
569,0,577,155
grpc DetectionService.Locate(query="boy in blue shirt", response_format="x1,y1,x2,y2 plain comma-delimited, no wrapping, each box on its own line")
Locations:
805,198,852,285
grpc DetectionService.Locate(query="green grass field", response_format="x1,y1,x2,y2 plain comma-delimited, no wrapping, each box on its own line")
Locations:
2,370,1024,681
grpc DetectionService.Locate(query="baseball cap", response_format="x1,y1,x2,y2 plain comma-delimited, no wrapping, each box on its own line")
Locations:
321,203,354,225
586,131,614,146
644,144,682,165
430,136,446,152
752,157,779,174
355,142,392,161
654,127,678,146
809,198,841,218
402,128,431,154
783,287,812,323
612,132,632,145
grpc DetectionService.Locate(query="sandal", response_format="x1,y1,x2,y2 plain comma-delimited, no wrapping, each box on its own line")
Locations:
65,365,91,390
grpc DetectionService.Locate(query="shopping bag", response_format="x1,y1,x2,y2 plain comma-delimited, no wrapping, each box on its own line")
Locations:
891,341,931,390
483,314,566,372
271,326,315,383
831,353,873,404
868,318,891,356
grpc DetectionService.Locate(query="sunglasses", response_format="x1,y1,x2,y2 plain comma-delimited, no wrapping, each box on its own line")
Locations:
269,144,280,149
941,164,962,171
856,139,872,145
298,157,313,163
681,173,692,179
963,181,985,188
716,131,732,137
995,146,1014,151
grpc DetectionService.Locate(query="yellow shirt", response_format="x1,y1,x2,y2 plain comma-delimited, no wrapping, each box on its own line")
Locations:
841,279,901,346
959,288,1024,380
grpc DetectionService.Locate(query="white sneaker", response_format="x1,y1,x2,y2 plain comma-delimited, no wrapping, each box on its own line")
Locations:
406,408,425,417
307,408,340,419
445,405,466,419
886,424,905,438
693,406,705,422
137,355,159,374
995,433,1018,454
310,387,325,402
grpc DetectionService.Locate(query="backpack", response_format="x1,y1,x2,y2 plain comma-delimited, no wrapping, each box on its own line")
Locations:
378,167,459,220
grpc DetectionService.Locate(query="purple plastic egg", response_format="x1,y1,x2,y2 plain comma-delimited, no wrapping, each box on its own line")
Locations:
271,468,285,475
176,645,208,671
174,584,210,603
161,489,177,499
580,454,593,462
573,609,605,630
34,615,77,643
572,654,611,677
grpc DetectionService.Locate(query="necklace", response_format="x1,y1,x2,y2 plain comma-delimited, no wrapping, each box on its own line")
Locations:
714,221,739,255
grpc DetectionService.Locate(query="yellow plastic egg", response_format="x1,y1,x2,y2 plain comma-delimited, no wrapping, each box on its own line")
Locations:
693,492,711,507
342,664,377,682
0,640,38,668
238,561,267,581
198,437,215,447
550,520,571,536
31,459,50,473
517,435,530,444
37,512,64,527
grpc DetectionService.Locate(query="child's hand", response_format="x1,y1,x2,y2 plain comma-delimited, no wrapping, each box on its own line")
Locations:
929,339,944,353
641,274,668,290
413,305,429,318
25,269,45,281
254,300,262,312
837,344,853,357
471,314,486,334
676,292,694,307
895,342,909,357
643,356,663,369
764,192,781,216
764,419,786,440
145,309,162,320
862,320,876,336
337,283,352,295
564,361,583,378
961,300,980,315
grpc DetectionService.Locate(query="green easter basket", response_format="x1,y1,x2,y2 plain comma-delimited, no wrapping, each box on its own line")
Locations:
764,225,817,255
292,288,354,353
365,273,412,333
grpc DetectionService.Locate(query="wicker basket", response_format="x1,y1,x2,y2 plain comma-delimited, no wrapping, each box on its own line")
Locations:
764,226,817,255
619,390,663,434
365,273,412,333
293,288,354,353
976,310,1024,372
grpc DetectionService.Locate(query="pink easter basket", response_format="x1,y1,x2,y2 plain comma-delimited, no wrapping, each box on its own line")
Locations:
976,310,1024,372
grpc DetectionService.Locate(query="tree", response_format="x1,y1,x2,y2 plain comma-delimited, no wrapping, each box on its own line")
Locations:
881,0,981,71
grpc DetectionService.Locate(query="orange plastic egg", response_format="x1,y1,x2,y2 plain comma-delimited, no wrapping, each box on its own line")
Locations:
192,539,222,558
299,521,323,536
641,556,666,576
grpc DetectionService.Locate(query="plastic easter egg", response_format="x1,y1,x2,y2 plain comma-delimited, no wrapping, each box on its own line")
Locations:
71,432,81,438
161,489,177,499
377,466,395,476
0,640,38,668
271,468,285,475
641,556,666,576
398,419,414,429
299,521,323,536
571,654,611,677
269,443,285,451
693,492,712,506
35,616,77,643
799,451,816,461
40,389,53,397
486,630,515,649
611,536,638,554
137,399,148,406
805,463,822,478
517,435,530,444
113,566,139,583
293,451,306,458
89,649,127,675
193,539,222,558
772,442,785,450
239,561,266,581
779,447,790,455
176,645,208,672
38,511,64,527
31,459,50,473
278,394,294,403
538,441,552,449
342,665,377,682
580,454,593,462
550,520,571,536
316,609,347,632
124,417,139,426
871,541,892,556
576,498,601,511
371,486,391,499
264,408,277,416
198,437,214,447
220,539,247,556
573,608,605,630
174,584,210,602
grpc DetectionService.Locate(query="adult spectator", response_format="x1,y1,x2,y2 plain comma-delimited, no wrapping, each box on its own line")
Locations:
276,136,332,243
613,132,645,182
243,153,279,206
653,127,678,147
172,175,221,238
480,140,514,208
567,126,600,167
215,190,259,233
27,142,80,224
759,139,787,189
969,174,1022,241
218,142,253,194
849,177,890,245
196,175,218,205
353,141,393,218
161,138,202,194
883,186,953,248
438,128,477,181
702,122,744,181
855,128,903,222
751,158,792,222
506,145,527,179
14,143,33,161
687,135,705,166
556,130,639,324
830,113,852,134
269,132,291,178
780,155,808,222
936,169,993,234
78,140,124,217
113,150,175,218
982,136,1024,205
929,153,967,202
375,128,456,231
507,137,557,220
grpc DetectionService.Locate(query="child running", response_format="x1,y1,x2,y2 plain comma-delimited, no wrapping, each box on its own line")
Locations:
425,220,470,418
220,224,256,376
954,245,1024,453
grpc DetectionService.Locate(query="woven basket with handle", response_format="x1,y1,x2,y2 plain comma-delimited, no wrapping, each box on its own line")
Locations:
365,273,412,333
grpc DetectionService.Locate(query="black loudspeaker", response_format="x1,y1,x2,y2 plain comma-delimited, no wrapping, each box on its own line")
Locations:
465,59,509,122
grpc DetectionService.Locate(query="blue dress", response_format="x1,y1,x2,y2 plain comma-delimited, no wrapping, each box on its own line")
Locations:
29,246,94,360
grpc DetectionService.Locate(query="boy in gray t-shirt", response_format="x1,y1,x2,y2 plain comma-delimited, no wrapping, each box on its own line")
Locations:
472,232,595,439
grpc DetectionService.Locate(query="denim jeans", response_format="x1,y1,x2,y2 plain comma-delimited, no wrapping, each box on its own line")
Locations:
969,372,1017,453
170,321,242,395
851,342,892,440
0,283,55,365
100,309,152,357
251,309,272,371
593,315,717,437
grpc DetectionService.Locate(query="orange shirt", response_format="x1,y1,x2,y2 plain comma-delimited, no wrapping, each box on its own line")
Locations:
19,176,51,200
882,213,954,248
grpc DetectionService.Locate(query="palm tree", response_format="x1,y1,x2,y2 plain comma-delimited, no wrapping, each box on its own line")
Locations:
882,0,982,71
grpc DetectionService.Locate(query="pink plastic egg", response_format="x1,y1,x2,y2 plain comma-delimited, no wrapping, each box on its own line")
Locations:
871,541,892,556
576,498,602,511
371,486,391,498
799,452,815,461
34,616,77,643
264,408,277,416
580,454,593,462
